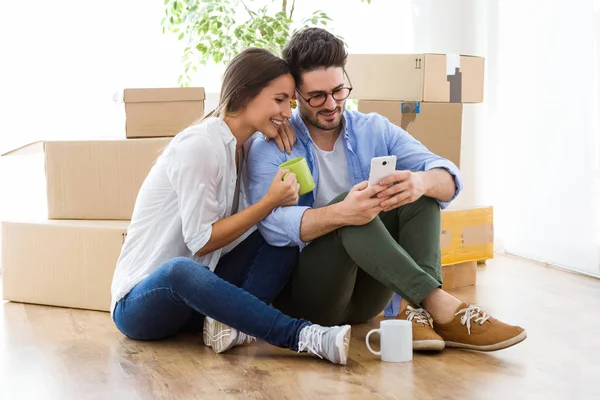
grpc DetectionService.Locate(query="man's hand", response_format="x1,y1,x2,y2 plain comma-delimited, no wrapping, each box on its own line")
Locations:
376,170,426,212
266,119,296,154
332,181,387,226
299,181,387,242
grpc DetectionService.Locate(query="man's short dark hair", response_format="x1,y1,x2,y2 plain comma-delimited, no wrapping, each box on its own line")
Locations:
282,27,347,85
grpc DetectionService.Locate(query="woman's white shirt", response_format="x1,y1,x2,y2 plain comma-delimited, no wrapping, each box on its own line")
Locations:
110,117,255,314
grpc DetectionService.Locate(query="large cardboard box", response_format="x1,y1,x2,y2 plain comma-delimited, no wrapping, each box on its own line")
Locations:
1,219,128,312
346,53,484,103
441,206,494,265
1,138,171,220
442,261,477,290
124,87,206,138
358,100,463,168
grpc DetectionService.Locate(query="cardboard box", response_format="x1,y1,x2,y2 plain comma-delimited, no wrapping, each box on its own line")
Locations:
358,100,463,168
442,261,477,290
1,219,128,312
124,87,206,138
441,206,494,265
1,138,171,220
346,53,484,103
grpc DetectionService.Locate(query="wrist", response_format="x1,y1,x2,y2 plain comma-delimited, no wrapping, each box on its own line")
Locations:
326,202,348,228
417,170,435,196
260,193,279,211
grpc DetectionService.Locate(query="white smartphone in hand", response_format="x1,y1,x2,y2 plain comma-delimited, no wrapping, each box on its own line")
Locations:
368,155,397,187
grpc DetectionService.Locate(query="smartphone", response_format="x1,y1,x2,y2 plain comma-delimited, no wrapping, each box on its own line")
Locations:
368,155,397,187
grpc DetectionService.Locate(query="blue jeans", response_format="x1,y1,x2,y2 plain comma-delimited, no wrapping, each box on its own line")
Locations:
113,230,309,351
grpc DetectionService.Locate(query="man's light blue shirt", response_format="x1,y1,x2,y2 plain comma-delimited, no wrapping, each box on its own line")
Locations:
246,109,463,250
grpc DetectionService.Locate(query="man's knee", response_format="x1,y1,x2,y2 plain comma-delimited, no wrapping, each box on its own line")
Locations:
415,195,440,209
402,196,441,217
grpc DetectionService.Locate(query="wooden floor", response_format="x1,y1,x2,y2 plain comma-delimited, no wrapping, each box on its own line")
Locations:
1,254,599,400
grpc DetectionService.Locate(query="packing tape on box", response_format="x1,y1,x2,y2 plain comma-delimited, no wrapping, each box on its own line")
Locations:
400,101,420,114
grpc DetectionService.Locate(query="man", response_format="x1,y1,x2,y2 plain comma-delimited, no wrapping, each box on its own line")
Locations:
247,27,526,352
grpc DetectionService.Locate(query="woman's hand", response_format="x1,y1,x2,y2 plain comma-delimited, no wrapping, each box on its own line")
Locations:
265,169,300,208
267,119,296,154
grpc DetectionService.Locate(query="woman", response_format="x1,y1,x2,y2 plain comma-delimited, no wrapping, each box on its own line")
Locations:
110,48,351,365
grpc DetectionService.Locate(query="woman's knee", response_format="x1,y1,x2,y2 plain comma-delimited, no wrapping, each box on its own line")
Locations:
113,296,188,341
159,257,211,286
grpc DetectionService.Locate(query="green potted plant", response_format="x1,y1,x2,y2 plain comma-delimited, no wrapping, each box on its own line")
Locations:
162,0,372,86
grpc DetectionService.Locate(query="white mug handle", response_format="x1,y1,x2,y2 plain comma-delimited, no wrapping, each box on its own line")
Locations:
365,329,382,356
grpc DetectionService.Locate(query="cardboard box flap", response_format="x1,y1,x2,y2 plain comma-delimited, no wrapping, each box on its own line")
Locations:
2,218,130,229
1,138,169,157
423,54,451,103
1,141,45,156
124,87,206,103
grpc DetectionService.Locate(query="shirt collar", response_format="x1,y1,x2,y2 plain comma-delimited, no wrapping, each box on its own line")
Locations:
211,117,237,146
290,109,350,147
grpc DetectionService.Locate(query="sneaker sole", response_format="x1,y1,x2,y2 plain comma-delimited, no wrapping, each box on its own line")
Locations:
413,339,445,351
203,320,235,354
335,325,352,365
445,330,527,352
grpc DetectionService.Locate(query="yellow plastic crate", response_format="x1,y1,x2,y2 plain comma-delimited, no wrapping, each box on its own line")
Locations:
441,206,494,265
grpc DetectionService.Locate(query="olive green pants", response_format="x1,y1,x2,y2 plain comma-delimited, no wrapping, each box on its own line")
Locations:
273,195,443,326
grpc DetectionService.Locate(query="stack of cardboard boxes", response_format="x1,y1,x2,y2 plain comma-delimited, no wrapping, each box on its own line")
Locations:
345,53,494,294
1,88,205,312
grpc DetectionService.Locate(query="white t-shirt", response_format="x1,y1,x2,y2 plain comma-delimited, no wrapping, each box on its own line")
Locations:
110,117,254,314
312,133,352,208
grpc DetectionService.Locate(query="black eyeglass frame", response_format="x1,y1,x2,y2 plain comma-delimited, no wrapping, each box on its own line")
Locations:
295,70,353,108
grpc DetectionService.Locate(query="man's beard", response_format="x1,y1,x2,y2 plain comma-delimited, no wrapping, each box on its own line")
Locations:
300,105,343,131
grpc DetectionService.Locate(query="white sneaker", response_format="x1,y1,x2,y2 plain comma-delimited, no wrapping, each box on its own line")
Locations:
202,317,256,354
297,324,351,365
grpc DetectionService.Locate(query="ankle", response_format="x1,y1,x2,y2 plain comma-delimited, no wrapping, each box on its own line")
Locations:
421,289,462,324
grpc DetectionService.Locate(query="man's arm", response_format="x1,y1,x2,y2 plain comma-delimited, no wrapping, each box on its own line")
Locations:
418,168,456,202
247,136,388,246
297,207,345,243
247,136,311,249
298,181,386,242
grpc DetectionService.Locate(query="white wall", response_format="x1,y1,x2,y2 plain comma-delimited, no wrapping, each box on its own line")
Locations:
491,0,599,275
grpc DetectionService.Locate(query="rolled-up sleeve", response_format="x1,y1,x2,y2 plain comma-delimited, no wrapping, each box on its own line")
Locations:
165,134,222,255
247,137,309,248
384,118,463,209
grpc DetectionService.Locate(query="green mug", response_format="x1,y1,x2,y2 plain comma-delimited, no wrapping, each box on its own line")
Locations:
279,157,316,195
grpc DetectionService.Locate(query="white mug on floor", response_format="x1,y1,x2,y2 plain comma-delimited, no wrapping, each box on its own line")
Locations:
366,320,413,362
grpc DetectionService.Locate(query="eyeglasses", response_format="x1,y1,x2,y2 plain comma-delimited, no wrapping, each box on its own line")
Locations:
296,71,353,108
